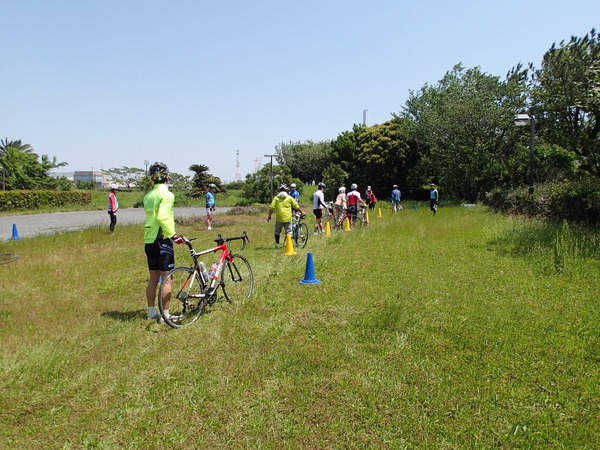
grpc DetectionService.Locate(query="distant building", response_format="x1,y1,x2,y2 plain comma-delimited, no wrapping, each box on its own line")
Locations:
74,171,110,188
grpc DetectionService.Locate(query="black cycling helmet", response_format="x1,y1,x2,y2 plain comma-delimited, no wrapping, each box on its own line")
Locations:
279,184,288,192
149,162,169,183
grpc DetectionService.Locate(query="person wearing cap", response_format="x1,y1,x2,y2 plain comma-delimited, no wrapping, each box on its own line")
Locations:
312,182,328,235
143,162,186,321
289,183,300,201
391,185,402,213
107,185,119,234
205,183,219,231
430,183,439,215
267,184,305,247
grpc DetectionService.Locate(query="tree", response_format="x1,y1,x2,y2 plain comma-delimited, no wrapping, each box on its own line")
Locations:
0,139,67,190
102,167,147,190
532,28,600,176
189,164,222,197
275,140,331,183
242,164,297,203
398,64,526,201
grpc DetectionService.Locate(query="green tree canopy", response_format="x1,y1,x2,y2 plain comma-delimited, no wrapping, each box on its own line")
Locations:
0,138,67,190
275,140,331,184
532,28,600,175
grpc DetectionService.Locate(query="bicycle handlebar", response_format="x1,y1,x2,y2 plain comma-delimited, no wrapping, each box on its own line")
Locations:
214,231,250,250
182,232,250,252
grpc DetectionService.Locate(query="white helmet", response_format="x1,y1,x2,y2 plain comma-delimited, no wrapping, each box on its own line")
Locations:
290,183,296,188
339,187,346,193
351,183,358,190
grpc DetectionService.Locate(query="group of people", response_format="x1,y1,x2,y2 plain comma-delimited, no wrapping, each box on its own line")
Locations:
106,163,441,322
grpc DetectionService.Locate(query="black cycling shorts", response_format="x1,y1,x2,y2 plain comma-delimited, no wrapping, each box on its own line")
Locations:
145,238,175,272
313,208,323,219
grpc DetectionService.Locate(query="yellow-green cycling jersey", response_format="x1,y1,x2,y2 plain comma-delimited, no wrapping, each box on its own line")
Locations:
270,194,299,223
143,183,176,243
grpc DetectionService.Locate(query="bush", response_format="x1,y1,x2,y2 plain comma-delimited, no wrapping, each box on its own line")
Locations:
484,179,600,226
0,190,92,212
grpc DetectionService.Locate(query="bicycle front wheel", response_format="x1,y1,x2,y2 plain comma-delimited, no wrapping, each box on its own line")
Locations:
295,223,309,248
159,267,205,328
221,254,254,303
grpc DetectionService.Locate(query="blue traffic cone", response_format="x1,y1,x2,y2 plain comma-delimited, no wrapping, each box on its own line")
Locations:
413,204,418,211
9,224,22,240
299,252,320,285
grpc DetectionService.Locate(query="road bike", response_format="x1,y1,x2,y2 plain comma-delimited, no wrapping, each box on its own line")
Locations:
291,211,309,248
330,205,368,230
158,232,253,329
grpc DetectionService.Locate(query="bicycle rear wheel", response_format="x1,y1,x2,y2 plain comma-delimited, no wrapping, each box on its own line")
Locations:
221,254,254,303
159,267,205,328
295,223,309,248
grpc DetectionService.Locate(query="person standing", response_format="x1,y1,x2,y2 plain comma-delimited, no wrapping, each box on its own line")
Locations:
143,162,187,321
205,183,218,231
430,183,439,215
107,185,119,234
334,187,347,218
367,189,378,211
347,183,366,225
391,185,402,212
289,183,300,201
312,182,327,235
267,184,305,247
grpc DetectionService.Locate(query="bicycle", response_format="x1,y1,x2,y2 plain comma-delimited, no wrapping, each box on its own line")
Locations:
291,211,309,248
158,231,254,328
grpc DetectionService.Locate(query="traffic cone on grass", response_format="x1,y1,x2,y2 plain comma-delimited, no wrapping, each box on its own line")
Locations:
9,224,22,240
343,217,351,231
324,221,331,237
299,252,320,285
377,207,382,218
283,233,297,256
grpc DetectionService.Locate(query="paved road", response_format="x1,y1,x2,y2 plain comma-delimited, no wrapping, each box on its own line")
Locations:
0,207,215,240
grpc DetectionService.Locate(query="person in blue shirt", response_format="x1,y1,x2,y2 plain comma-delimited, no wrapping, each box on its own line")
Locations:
205,183,219,230
391,185,402,213
430,183,439,215
289,183,300,201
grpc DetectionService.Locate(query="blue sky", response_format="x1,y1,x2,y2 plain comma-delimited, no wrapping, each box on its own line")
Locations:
2,0,597,181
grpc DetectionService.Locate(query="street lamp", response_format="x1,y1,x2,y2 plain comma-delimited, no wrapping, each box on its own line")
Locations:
264,154,277,200
514,113,535,195
144,160,149,173
0,166,5,191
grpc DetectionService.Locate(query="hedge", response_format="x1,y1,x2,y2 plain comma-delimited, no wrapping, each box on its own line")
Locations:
0,190,92,212
484,179,600,226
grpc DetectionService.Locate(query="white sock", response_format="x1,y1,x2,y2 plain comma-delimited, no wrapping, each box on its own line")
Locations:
148,307,157,318
164,310,169,317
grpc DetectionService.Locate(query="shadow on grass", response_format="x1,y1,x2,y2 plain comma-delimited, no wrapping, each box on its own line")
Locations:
101,310,146,322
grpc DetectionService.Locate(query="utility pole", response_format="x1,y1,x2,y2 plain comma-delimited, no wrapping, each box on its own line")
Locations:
264,154,277,200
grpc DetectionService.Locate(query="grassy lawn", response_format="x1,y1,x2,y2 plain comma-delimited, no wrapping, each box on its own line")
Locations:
0,206,598,448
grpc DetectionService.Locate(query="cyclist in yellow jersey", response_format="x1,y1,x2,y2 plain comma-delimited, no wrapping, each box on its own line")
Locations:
267,184,305,247
143,162,187,321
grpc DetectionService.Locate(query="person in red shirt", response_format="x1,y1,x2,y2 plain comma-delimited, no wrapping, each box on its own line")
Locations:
107,185,119,234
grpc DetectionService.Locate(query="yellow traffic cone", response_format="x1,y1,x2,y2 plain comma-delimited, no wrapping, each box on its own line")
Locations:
325,221,331,237
283,233,297,255
366,211,370,222
377,207,382,218
344,217,351,231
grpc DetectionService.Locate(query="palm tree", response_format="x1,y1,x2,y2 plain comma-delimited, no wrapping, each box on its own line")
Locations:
0,138,35,156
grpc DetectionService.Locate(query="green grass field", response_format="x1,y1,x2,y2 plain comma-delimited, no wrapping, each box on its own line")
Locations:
0,205,598,448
